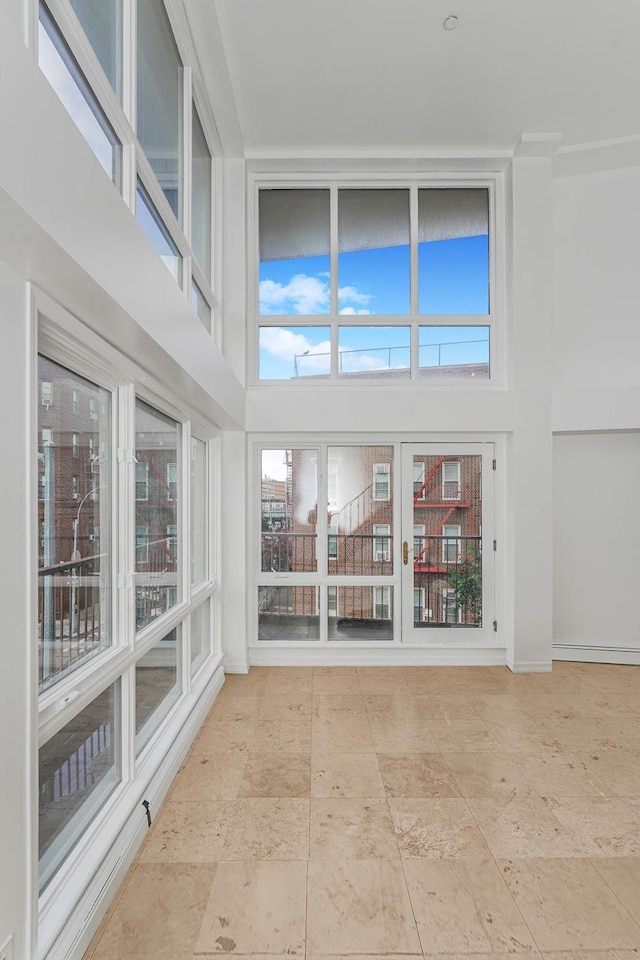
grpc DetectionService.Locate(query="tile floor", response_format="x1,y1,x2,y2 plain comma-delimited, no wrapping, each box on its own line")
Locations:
84,663,640,960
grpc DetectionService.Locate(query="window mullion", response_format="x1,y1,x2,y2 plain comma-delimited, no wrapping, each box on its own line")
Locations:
118,384,136,647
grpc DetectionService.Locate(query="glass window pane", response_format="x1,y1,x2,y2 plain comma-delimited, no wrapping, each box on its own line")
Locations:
338,189,410,315
191,280,211,333
261,449,317,573
68,0,122,99
338,326,410,378
137,0,182,219
412,453,483,628
39,682,120,891
327,587,394,641
418,189,489,315
192,104,212,278
418,326,489,379
327,446,393,575
190,599,210,674
259,189,330,316
259,326,330,380
258,587,319,640
38,356,112,693
136,183,182,283
38,3,120,186
135,400,180,631
191,437,207,585
135,627,181,755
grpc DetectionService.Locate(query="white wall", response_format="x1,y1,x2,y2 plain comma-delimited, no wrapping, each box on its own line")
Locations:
0,260,32,960
553,431,640,660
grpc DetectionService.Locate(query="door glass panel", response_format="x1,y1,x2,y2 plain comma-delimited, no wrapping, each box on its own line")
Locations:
134,400,180,631
135,626,181,755
39,682,120,891
327,446,393,575
258,586,319,640
37,356,112,693
327,586,394,641
261,449,317,572
412,454,482,627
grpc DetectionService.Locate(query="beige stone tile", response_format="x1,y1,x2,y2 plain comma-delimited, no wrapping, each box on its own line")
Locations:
590,857,640,924
312,674,361,695
220,675,269,697
312,717,375,753
545,797,640,856
486,722,567,755
364,694,426,723
468,693,538,722
468,797,591,858
431,719,504,752
357,675,410,695
389,798,491,859
539,952,640,960
444,751,538,798
236,753,311,798
378,753,461,798
404,675,461,696
209,695,262,721
499,857,640,951
313,694,368,720
169,753,246,801
220,797,309,860
310,798,400,860
306,859,421,955
519,694,584,722
263,676,313,697
414,693,477,721
370,717,440,753
82,863,135,960
139,801,230,863
194,860,307,957
577,750,640,797
404,857,537,954
311,753,385,798
518,752,611,798
252,718,312,753
563,692,640,719
313,666,359,678
192,719,257,754
257,693,312,719
452,677,509,696
554,718,640,754
91,863,216,960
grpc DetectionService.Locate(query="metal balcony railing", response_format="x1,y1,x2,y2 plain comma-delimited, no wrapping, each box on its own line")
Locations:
261,532,394,575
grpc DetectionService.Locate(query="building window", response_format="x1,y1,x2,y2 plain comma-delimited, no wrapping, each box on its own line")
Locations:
137,0,183,220
166,462,177,500
166,524,177,562
191,437,208,586
373,524,391,562
443,587,461,624
38,2,121,187
328,521,338,559
372,462,390,500
442,461,461,500
135,462,149,501
255,184,492,382
68,0,123,100
136,524,149,563
327,585,338,617
372,586,391,620
89,397,97,420
413,461,425,497
72,389,80,415
442,524,461,563
413,524,425,559
72,475,79,500
41,380,53,408
191,281,211,333
72,432,79,457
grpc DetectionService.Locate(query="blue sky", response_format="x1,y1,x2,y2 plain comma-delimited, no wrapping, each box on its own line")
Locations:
259,236,489,379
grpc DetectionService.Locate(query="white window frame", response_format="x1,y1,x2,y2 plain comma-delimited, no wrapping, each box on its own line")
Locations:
373,523,391,562
442,460,461,500
372,462,390,500
442,523,462,563
249,174,503,387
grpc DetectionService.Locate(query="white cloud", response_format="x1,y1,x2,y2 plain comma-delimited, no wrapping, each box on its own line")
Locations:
259,274,329,315
338,285,372,307
259,327,331,375
339,307,371,315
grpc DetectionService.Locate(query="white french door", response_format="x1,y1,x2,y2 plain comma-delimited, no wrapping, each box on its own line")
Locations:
400,443,495,643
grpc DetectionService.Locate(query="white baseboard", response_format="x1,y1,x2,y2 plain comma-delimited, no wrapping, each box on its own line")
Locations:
42,663,225,960
249,646,507,667
553,642,640,666
506,658,553,673
224,657,249,673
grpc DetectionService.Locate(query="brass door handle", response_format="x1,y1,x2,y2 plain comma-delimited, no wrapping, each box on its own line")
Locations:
403,541,409,565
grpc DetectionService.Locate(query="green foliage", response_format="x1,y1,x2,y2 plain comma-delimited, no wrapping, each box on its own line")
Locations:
447,550,482,625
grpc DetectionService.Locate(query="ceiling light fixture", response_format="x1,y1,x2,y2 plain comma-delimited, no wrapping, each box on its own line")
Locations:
443,15,459,30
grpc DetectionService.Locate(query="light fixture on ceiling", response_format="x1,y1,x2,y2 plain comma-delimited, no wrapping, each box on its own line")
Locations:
443,15,459,30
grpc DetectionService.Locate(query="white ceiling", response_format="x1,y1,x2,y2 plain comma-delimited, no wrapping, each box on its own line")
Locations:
207,0,640,157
